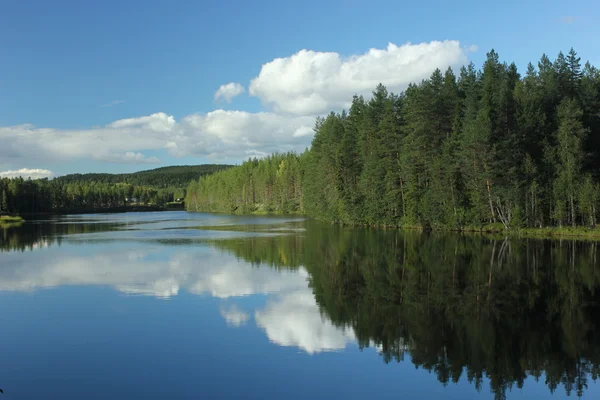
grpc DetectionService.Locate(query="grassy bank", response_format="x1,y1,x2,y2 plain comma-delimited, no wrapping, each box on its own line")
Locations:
514,226,600,239
187,207,304,216
0,215,24,222
450,223,600,239
188,208,600,239
396,223,600,239
0,215,24,228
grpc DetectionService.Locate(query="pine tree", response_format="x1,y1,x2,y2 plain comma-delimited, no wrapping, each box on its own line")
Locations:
360,84,391,224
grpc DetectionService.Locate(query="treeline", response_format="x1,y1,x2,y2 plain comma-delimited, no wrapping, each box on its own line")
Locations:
0,164,232,215
57,164,231,188
209,225,600,398
187,48,600,230
186,153,303,214
0,177,176,214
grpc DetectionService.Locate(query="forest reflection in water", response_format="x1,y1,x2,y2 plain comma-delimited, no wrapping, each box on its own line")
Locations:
208,225,600,399
2,217,600,399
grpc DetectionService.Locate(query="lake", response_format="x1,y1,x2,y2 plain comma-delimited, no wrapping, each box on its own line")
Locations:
1,211,600,399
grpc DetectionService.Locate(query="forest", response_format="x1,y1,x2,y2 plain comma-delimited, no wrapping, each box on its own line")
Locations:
187,48,600,230
56,164,231,188
0,164,230,214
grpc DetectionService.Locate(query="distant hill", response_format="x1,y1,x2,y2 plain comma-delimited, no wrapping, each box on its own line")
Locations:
55,164,232,188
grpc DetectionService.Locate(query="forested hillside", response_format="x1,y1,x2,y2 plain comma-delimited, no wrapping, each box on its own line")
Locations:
56,165,231,188
187,48,600,230
0,165,231,214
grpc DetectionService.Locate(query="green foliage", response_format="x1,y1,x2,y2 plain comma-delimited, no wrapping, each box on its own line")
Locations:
186,153,303,214
0,216,23,222
192,48,600,231
551,98,588,226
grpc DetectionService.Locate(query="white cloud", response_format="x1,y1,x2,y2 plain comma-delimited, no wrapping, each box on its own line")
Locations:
0,168,54,179
249,40,469,115
108,112,176,132
0,39,474,168
176,110,314,159
100,99,126,107
0,111,314,165
220,305,250,327
255,289,356,354
214,82,245,103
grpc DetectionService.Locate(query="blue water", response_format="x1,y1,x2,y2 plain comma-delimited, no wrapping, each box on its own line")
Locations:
1,212,598,399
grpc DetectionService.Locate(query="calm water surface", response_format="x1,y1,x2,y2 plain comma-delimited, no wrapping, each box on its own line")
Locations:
1,211,600,399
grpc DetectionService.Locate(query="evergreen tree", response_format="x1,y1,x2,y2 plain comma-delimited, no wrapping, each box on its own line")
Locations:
566,48,583,99
148,48,600,231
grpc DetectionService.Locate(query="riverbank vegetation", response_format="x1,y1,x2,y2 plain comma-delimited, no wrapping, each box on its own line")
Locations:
187,48,600,232
0,215,24,229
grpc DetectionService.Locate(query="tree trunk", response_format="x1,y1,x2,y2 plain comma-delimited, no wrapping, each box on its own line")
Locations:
399,178,406,217
450,182,457,219
570,194,576,227
486,179,496,223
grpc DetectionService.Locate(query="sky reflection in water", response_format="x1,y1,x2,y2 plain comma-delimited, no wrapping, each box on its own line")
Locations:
1,211,599,399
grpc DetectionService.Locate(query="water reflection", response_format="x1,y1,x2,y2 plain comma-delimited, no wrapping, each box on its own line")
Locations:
1,220,351,356
2,216,600,398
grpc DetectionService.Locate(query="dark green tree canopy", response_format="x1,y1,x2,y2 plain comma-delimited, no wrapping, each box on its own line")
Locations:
187,47,600,231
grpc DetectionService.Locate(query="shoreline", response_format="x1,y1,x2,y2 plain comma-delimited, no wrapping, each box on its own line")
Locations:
186,209,600,239
16,205,175,217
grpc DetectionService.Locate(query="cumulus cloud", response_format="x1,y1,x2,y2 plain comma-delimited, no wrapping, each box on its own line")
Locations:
100,99,126,107
175,110,314,159
0,111,314,165
249,40,470,115
214,82,245,103
0,40,473,167
220,305,250,327
0,168,54,179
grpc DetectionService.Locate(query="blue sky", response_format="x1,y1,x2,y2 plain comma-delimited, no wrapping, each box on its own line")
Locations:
0,0,598,177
